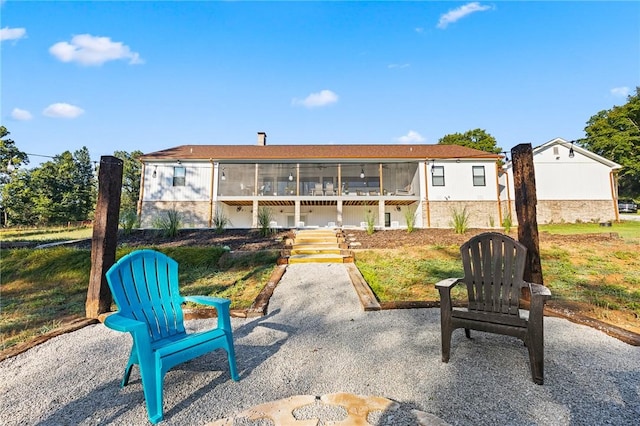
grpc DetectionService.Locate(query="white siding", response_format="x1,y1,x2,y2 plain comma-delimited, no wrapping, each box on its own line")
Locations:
428,160,498,201
504,145,614,200
144,162,212,202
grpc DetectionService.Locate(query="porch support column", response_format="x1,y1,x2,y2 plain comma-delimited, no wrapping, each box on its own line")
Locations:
337,199,343,226
252,200,259,228
295,200,301,227
378,199,385,228
209,160,218,228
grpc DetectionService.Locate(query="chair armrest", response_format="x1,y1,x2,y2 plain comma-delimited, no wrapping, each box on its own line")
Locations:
182,296,233,332
104,313,152,354
435,278,463,289
104,312,147,333
528,282,552,299
183,295,231,310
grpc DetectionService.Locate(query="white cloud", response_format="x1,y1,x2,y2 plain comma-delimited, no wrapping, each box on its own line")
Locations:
43,103,85,118
415,27,424,33
49,34,143,66
11,108,33,121
611,87,630,97
292,90,339,108
437,2,492,29
388,63,410,69
396,130,426,144
0,27,26,42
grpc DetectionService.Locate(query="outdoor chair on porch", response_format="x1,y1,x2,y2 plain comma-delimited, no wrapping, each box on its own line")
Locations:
325,182,336,196
435,232,551,384
104,249,239,424
396,184,413,195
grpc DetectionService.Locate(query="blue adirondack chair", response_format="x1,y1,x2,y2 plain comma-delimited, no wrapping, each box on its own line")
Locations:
104,249,239,424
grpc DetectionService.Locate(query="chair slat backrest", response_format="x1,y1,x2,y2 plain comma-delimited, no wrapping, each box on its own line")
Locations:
106,250,186,342
460,233,527,315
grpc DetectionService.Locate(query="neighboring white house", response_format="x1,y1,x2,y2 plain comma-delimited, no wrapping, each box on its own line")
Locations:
500,138,622,224
137,132,503,229
136,134,622,229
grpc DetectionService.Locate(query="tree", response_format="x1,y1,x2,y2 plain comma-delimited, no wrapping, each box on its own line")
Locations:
1,169,37,225
438,128,502,154
1,126,30,225
114,150,143,214
1,126,29,183
30,147,96,225
582,87,640,197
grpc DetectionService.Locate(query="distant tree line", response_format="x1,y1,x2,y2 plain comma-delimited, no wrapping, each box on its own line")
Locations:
0,126,141,227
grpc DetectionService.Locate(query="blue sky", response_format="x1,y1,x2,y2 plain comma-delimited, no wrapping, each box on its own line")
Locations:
2,1,639,167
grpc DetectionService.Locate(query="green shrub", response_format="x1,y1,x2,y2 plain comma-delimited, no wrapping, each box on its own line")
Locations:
365,211,376,235
502,213,513,233
119,209,138,235
257,207,275,237
212,208,230,234
450,207,469,234
404,207,417,233
153,208,182,238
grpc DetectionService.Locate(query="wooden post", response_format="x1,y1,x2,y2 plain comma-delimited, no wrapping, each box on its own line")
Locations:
511,143,544,285
86,156,123,319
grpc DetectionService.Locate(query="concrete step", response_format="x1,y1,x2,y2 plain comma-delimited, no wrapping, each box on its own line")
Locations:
290,248,342,255
294,235,341,242
292,242,342,248
283,229,352,264
288,254,347,264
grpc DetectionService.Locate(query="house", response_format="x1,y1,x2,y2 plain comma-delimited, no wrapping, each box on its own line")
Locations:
137,134,622,230
500,138,622,224
137,132,504,229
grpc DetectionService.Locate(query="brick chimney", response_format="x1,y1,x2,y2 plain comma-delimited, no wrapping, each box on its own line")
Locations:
257,132,267,146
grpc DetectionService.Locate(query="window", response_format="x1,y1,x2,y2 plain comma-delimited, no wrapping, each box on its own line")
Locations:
432,166,444,186
173,166,186,186
472,166,486,186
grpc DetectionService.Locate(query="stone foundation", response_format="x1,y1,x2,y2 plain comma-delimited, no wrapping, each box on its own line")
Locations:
424,200,501,228
140,201,211,228
530,200,616,224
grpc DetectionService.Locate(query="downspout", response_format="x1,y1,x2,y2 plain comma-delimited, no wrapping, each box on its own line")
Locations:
495,162,503,226
610,170,620,222
505,168,513,220
423,160,431,227
137,161,146,224
208,159,215,228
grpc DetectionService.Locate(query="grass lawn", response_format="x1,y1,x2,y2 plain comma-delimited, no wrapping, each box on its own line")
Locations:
0,225,93,243
2,221,639,353
356,220,640,334
0,246,279,351
539,220,640,240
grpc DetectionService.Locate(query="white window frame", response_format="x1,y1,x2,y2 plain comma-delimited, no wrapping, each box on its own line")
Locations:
472,166,486,186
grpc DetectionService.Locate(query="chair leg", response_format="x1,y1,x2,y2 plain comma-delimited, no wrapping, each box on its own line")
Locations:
527,296,546,385
121,364,134,388
121,347,138,387
225,333,239,381
138,360,164,424
441,327,452,363
526,335,544,385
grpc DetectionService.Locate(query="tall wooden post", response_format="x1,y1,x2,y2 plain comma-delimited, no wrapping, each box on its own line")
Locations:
86,156,123,319
511,144,544,285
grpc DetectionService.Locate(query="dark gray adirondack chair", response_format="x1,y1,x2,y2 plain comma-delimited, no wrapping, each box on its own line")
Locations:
435,232,551,384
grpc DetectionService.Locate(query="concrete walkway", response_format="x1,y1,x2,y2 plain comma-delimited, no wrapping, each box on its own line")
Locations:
1,263,639,425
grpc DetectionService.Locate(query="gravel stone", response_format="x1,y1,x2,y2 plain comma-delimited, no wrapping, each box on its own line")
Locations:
1,263,639,425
